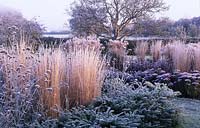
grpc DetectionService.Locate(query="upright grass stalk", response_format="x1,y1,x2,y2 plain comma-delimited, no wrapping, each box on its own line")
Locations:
65,41,106,107
162,41,197,72
135,41,148,62
108,40,128,71
151,41,162,61
35,47,67,117
0,36,106,118
172,43,188,72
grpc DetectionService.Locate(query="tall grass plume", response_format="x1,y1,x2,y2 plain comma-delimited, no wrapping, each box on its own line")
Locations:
135,41,148,61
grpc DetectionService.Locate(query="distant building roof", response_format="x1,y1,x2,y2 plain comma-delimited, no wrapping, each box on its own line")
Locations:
42,33,73,38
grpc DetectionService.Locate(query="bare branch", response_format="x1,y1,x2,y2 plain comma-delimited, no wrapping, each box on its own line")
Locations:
69,0,168,39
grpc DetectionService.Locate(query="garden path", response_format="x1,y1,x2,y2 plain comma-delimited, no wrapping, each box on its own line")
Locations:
173,98,200,128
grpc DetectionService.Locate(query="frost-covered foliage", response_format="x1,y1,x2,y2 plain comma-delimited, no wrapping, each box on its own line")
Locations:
126,59,172,73
30,78,178,128
0,38,106,126
0,72,43,127
101,78,178,128
0,37,179,127
118,65,200,99
0,69,178,127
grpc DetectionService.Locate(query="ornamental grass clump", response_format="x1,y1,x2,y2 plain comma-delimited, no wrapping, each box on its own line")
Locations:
162,41,199,72
65,39,106,108
135,41,148,62
172,43,192,72
193,42,200,70
35,47,67,117
107,40,128,71
0,36,106,126
34,39,106,116
151,40,163,61
64,37,102,52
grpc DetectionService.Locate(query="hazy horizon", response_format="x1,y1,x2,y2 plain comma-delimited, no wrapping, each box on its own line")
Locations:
0,0,200,32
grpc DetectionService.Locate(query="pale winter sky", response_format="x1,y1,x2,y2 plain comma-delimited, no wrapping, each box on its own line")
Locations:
0,0,200,31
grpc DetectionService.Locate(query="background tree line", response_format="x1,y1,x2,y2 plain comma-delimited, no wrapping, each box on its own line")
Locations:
132,16,200,38
69,0,200,39
1,0,200,45
0,9,43,46
69,0,168,40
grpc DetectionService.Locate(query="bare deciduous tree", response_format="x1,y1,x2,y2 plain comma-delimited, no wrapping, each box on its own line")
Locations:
69,0,168,40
